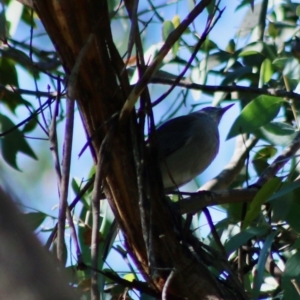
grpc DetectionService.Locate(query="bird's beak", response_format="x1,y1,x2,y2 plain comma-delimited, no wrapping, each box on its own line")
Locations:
222,103,234,114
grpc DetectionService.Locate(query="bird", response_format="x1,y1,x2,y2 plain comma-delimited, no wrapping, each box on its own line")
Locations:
156,104,234,191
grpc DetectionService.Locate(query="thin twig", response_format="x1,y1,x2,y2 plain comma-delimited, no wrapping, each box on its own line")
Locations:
124,0,139,67
56,33,95,263
45,176,95,250
90,128,114,300
49,97,62,183
257,0,268,42
0,97,54,137
153,0,224,106
66,205,82,262
49,94,80,263
69,176,95,210
162,269,176,300
33,78,48,132
90,119,116,300
91,155,102,300
57,97,75,262
84,263,159,297
291,279,300,296
203,208,227,258
119,0,213,120
0,83,58,97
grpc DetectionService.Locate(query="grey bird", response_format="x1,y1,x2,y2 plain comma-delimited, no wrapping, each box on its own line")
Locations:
156,104,234,191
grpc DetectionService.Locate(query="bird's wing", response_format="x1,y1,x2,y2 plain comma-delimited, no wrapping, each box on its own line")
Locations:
155,115,196,158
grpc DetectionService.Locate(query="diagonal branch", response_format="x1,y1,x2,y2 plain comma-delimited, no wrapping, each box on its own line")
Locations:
177,188,256,215
256,131,300,186
150,76,300,101
201,135,258,191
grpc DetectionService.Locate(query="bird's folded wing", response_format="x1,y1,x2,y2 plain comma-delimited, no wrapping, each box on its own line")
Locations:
155,115,195,158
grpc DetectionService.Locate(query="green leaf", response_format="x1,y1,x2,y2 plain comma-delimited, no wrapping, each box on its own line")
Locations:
0,10,7,42
252,230,277,299
71,177,81,195
227,95,284,140
283,251,300,277
99,201,116,263
226,39,235,53
0,88,26,113
224,225,269,256
239,42,264,56
282,267,300,299
253,145,277,161
123,273,135,282
1,48,39,78
0,57,18,86
22,212,47,231
271,186,293,223
78,206,92,268
21,6,37,27
236,0,254,10
206,0,216,15
291,238,300,251
162,21,174,42
268,22,279,38
269,180,300,202
287,203,300,233
172,15,180,28
282,204,300,298
283,57,300,79
141,292,156,300
243,178,282,229
22,117,38,133
252,146,277,176
0,114,37,170
255,122,296,146
241,53,264,68
202,39,218,52
172,41,179,57
272,57,289,71
259,58,273,86
297,5,300,17
201,51,231,71
171,16,180,56
221,66,253,86
239,42,276,61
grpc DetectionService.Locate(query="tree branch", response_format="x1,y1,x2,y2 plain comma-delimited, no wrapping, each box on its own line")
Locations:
201,135,258,191
256,131,300,186
150,76,300,101
177,188,257,215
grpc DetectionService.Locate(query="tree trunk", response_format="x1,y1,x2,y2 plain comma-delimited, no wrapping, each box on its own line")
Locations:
32,0,248,299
